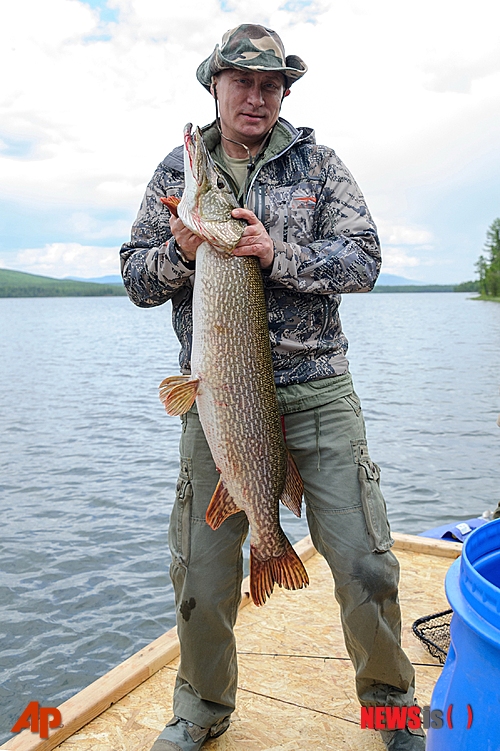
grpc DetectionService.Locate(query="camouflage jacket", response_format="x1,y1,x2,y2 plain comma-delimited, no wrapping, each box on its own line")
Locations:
120,118,381,386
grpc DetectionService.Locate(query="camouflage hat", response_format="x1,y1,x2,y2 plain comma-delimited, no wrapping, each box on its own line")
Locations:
196,24,307,91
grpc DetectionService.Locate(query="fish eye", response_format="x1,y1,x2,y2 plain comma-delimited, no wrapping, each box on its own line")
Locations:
217,178,226,189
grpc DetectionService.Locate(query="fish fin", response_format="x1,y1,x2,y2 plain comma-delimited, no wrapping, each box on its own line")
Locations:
250,536,309,607
160,196,180,217
159,376,199,416
206,479,242,530
159,375,191,392
280,449,303,518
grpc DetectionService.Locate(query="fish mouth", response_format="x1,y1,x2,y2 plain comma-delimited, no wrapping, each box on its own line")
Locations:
183,123,210,188
179,121,245,252
183,123,196,172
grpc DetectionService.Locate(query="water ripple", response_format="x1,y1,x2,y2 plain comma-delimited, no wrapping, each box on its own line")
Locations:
1,293,499,743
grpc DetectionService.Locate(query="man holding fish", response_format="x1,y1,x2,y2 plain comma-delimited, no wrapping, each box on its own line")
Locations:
120,24,425,751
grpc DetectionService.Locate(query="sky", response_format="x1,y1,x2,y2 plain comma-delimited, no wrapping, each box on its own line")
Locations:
1,0,499,283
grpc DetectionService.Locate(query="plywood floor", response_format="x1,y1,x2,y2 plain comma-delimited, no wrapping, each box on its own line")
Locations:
53,546,453,751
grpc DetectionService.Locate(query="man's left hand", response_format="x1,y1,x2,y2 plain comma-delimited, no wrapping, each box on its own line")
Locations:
231,208,274,270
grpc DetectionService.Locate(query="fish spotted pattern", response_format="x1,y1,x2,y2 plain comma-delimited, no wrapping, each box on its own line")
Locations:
159,125,308,606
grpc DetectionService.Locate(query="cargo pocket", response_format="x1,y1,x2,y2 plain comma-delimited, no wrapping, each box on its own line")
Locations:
344,392,362,417
168,457,193,567
352,440,393,553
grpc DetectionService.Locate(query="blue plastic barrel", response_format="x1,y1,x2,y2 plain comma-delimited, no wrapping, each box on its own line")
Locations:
427,518,500,750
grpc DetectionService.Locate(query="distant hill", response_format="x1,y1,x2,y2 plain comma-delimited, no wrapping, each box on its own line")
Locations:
66,275,123,285
373,284,457,293
376,273,425,286
374,273,473,293
66,272,463,291
1,267,477,298
80,271,467,293
0,269,127,298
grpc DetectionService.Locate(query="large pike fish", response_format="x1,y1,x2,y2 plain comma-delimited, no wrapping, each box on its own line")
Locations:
159,124,309,606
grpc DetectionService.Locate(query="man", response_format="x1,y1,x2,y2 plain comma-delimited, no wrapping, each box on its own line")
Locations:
120,24,425,751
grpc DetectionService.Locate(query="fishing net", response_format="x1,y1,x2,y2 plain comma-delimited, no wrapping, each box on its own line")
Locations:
412,609,453,664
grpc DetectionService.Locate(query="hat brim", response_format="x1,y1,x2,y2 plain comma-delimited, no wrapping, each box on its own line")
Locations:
196,49,307,91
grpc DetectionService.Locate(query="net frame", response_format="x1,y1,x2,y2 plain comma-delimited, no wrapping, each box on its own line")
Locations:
412,608,453,664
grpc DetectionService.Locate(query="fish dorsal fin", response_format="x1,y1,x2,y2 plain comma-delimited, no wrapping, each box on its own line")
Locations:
206,478,242,530
159,376,200,416
280,449,303,518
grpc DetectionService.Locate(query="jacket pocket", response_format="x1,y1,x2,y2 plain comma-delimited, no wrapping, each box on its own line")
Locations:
168,457,193,566
351,440,393,553
266,182,318,246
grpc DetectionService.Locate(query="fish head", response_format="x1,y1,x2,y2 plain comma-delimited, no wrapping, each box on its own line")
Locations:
178,123,246,254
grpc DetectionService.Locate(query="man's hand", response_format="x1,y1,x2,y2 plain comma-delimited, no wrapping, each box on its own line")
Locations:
231,208,275,270
168,206,275,268
169,215,204,261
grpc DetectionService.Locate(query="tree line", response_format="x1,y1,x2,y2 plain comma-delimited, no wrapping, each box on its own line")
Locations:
476,218,500,298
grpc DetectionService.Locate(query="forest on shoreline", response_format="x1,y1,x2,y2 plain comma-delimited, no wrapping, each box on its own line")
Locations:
475,218,500,302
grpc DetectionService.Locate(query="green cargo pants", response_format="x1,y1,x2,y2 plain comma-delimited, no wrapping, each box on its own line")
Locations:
168,373,416,728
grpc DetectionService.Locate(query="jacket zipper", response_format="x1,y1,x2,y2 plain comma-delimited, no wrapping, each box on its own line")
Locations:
318,297,331,344
244,128,305,206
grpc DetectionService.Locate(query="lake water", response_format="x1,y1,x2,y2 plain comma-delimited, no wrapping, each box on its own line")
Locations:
1,292,499,743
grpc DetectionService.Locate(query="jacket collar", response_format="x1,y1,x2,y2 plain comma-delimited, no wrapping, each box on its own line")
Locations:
162,118,313,173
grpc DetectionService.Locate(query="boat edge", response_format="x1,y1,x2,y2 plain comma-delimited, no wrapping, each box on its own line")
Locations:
1,533,461,751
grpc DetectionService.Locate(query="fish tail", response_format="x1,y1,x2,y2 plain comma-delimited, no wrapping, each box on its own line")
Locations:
250,536,309,607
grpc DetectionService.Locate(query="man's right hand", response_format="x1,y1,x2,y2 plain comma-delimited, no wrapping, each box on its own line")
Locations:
169,215,203,262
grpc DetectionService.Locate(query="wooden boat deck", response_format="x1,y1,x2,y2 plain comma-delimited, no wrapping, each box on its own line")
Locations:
2,534,462,751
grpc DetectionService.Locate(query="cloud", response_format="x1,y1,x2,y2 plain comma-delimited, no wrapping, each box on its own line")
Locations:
278,0,329,23
1,242,121,278
380,247,421,277
65,212,132,241
1,0,500,283
378,223,434,248
419,7,500,93
376,221,434,278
